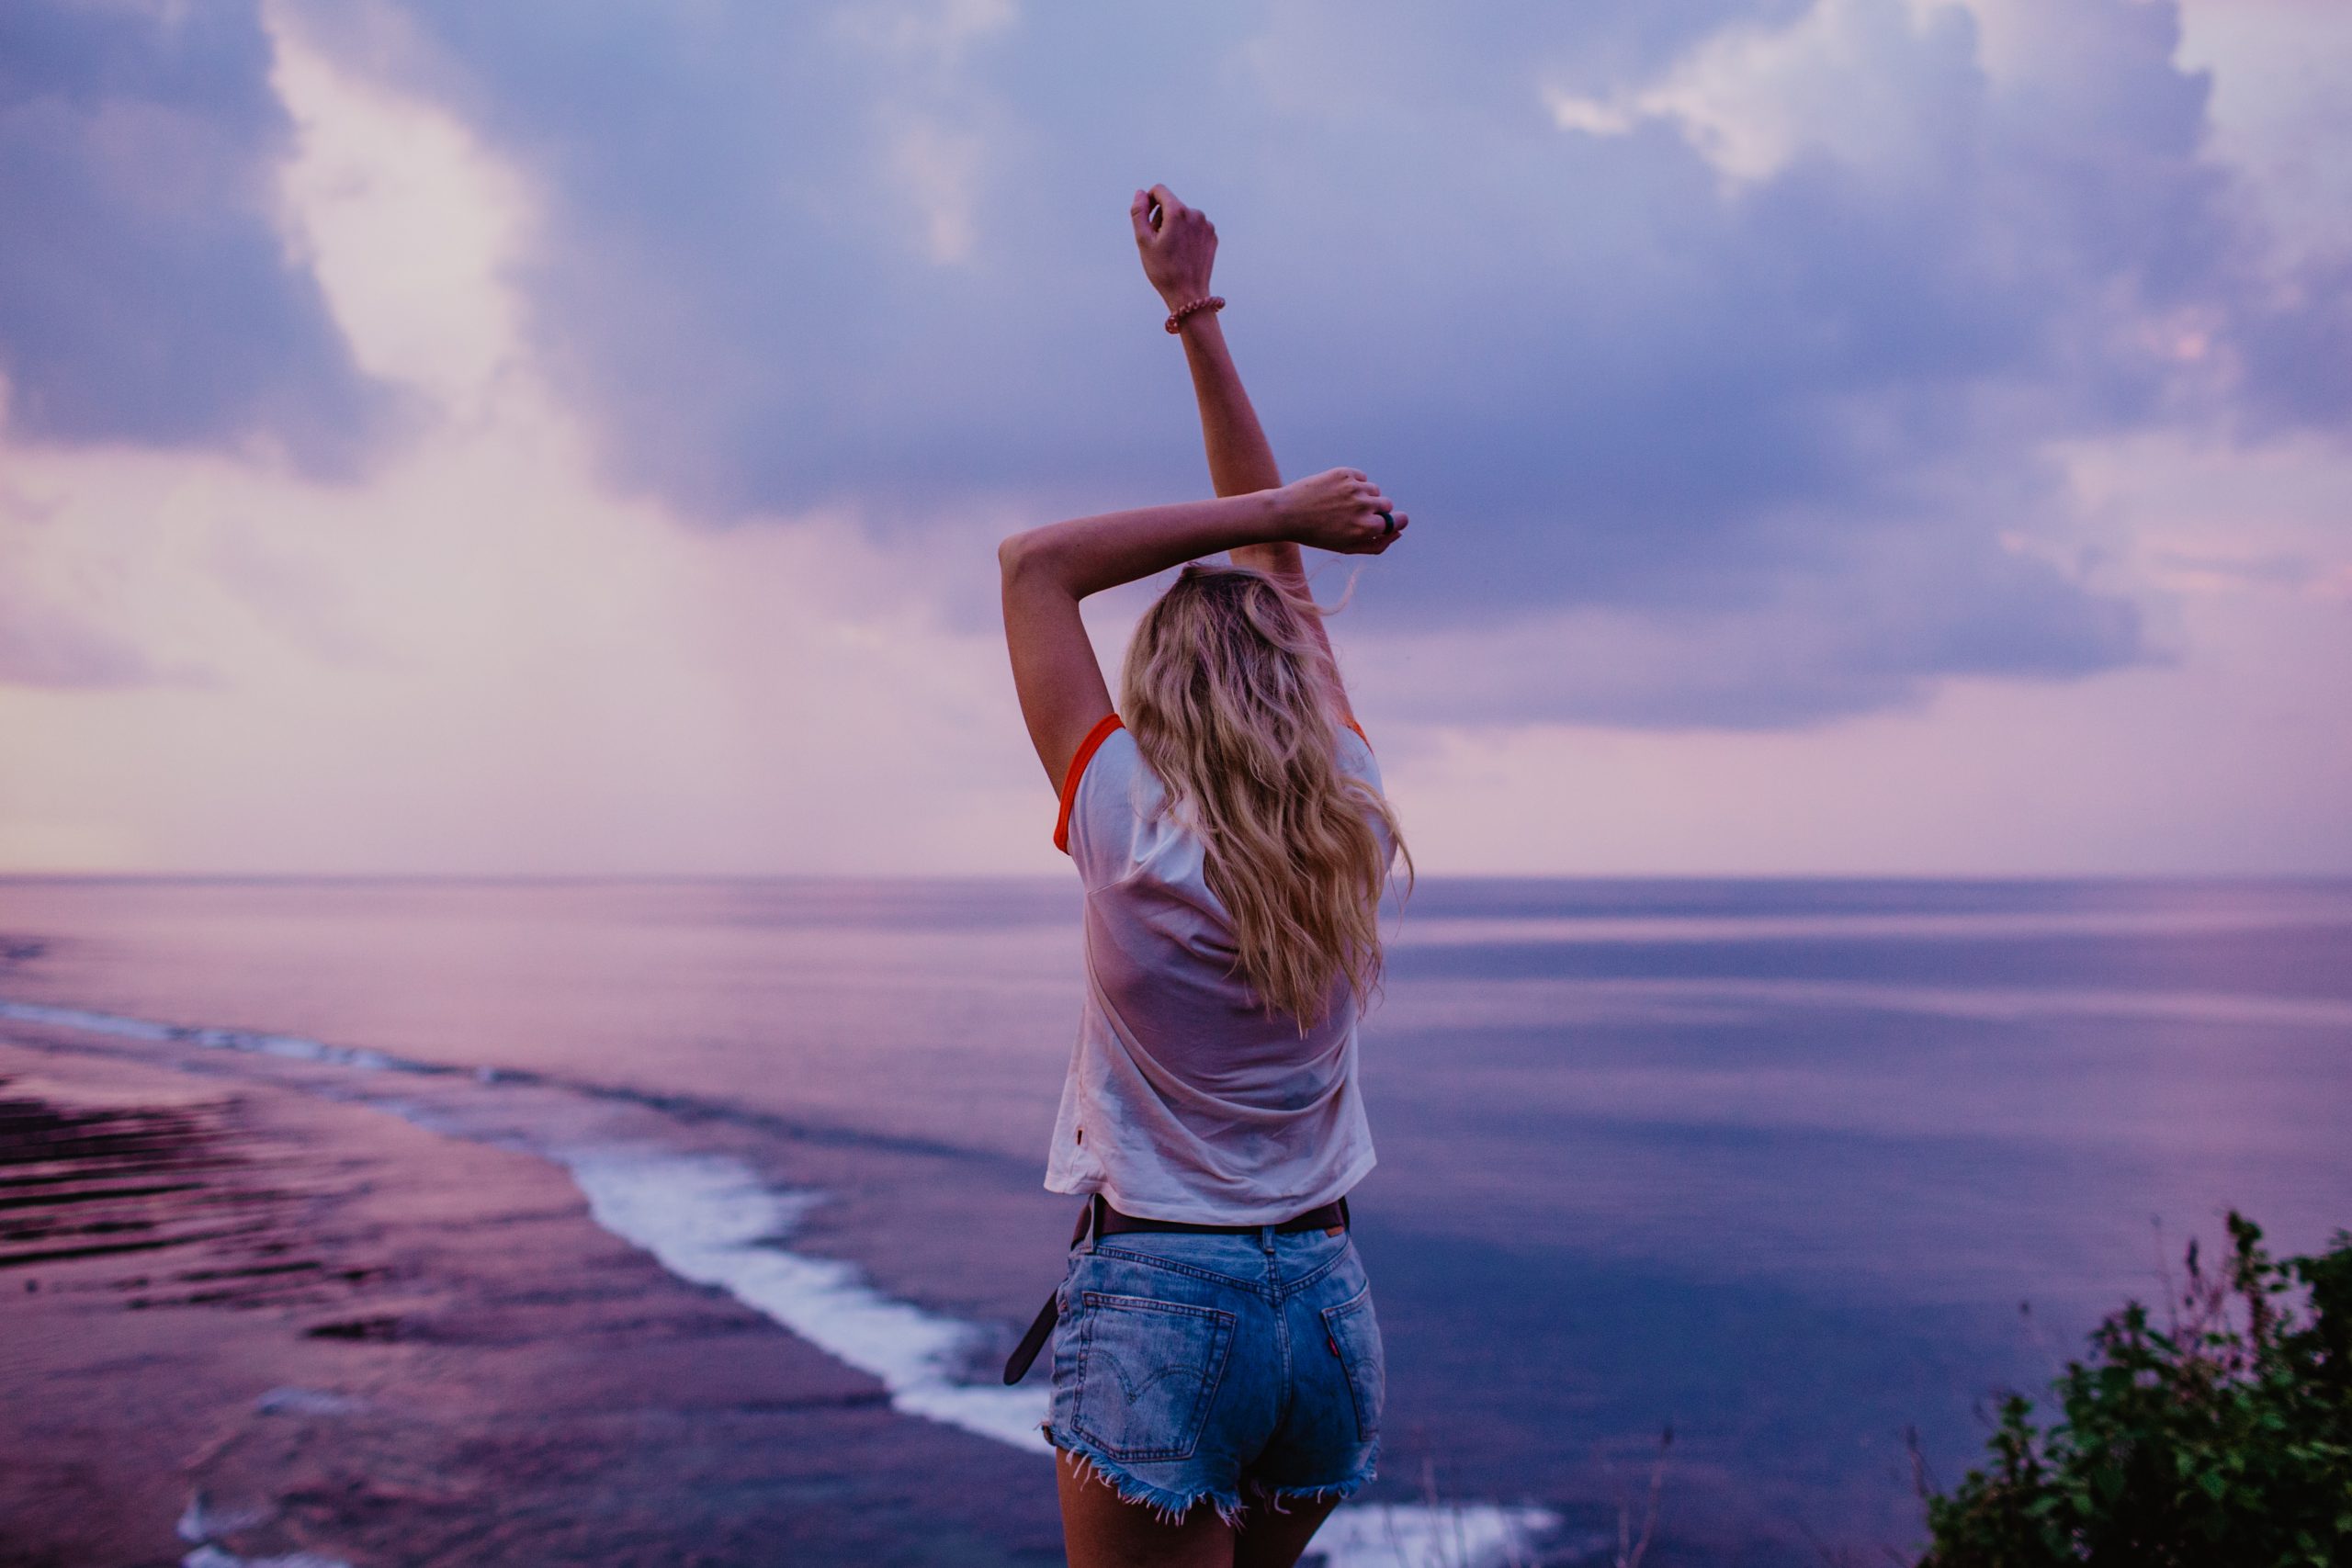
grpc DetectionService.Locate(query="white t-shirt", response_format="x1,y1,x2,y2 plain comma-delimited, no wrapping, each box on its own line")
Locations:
1045,714,1394,1224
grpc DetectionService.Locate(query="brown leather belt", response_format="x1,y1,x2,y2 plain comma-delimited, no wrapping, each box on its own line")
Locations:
1001,1192,1352,1385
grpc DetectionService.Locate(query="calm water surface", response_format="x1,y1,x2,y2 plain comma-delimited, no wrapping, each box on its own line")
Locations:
4,875,2347,1559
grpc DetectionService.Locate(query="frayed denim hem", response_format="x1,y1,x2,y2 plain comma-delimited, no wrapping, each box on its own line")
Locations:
1046,1428,1249,1529
1246,1437,1381,1514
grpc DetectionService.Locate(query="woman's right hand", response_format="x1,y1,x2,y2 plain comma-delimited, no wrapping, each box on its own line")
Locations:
1131,184,1217,308
1274,468,1409,556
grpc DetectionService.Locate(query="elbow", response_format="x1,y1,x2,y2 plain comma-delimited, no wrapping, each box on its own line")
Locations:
1000,523,1091,600
998,527,1057,587
997,530,1034,581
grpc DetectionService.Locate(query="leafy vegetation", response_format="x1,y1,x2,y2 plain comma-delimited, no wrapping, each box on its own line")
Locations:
1920,1213,2352,1567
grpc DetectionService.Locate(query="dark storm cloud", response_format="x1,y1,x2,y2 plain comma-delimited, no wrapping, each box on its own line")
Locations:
0,0,389,473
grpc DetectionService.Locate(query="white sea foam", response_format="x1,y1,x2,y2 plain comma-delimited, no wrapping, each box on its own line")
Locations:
254,1387,369,1417
12,996,1565,1568
1304,1503,1575,1568
176,1489,351,1568
562,1148,1055,1453
0,1000,405,1071
176,1492,271,1542
182,1548,353,1568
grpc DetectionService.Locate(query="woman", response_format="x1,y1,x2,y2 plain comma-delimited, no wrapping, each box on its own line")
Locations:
998,184,1412,1568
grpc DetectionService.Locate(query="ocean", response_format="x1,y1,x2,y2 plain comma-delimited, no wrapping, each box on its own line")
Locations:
4,874,2348,1564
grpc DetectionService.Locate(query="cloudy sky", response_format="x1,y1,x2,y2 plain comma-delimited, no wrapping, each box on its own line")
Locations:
3,0,2346,876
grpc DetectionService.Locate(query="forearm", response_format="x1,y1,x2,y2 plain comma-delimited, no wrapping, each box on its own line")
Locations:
1174,315,1311,590
1178,315,1280,498
999,491,1285,601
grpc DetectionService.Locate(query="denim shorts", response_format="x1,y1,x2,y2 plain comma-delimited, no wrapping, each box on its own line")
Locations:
1043,1222,1384,1525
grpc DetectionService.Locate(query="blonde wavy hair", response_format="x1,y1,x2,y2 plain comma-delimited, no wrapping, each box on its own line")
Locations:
1120,562,1411,1029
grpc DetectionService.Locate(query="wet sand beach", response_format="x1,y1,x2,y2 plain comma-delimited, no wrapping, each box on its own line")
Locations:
0,1025,1067,1568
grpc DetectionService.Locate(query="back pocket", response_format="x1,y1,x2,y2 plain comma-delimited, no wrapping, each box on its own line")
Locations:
1072,1291,1237,1462
1320,1283,1385,1443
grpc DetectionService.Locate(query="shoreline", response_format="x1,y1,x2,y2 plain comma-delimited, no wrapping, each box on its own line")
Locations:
0,1025,1068,1567
0,1019,1573,1568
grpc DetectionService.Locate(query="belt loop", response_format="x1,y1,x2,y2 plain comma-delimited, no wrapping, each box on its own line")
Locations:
1259,1223,1276,1255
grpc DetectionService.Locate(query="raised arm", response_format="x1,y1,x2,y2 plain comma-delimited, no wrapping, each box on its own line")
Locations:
1000,472,1404,790
1131,184,1355,724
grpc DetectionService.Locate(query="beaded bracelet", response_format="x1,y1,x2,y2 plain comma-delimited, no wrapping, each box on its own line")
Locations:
1164,295,1226,333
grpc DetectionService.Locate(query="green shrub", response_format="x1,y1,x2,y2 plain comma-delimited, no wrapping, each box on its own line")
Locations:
1919,1213,2352,1567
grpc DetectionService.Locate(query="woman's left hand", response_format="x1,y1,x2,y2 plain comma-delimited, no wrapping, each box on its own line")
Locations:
1131,183,1216,307
1273,468,1410,556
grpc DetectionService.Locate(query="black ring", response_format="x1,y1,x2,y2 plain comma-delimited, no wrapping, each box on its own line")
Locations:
1377,510,1396,536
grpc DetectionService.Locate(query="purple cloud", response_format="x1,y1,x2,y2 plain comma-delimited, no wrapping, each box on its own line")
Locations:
9,0,2346,728
0,0,391,473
